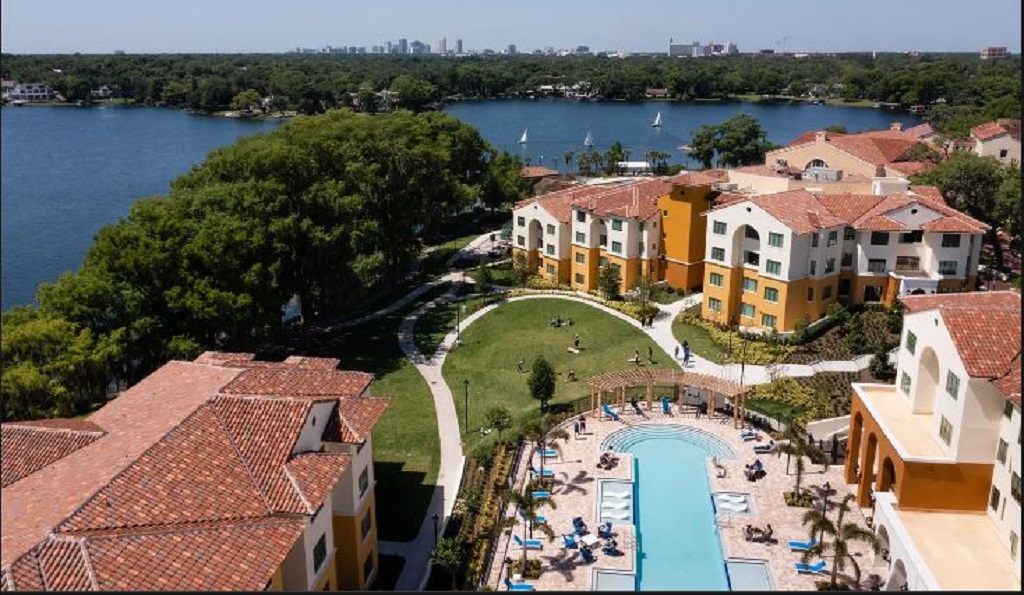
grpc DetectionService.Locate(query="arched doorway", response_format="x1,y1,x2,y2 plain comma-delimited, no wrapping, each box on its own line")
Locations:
886,559,908,591
858,433,878,507
914,347,940,414
875,525,891,566
879,458,897,494
846,412,864,484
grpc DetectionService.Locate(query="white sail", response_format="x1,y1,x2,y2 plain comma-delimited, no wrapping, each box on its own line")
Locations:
584,131,594,147
652,112,662,127
518,128,528,144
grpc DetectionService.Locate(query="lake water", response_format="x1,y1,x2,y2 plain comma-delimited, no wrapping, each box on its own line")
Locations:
1,101,917,310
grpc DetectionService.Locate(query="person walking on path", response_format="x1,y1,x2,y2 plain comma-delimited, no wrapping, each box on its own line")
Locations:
573,419,581,439
647,345,654,364
574,334,580,349
578,415,587,435
674,345,680,360
683,345,691,367
633,349,641,366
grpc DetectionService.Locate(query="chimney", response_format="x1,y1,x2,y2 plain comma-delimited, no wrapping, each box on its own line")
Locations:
815,131,828,143
890,122,903,132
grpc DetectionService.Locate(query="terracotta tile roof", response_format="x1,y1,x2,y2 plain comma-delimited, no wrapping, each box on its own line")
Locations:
709,190,847,234
829,130,921,164
900,292,1021,381
820,192,988,233
4,553,43,591
904,123,937,139
193,351,257,366
814,194,883,224
667,169,728,186
886,161,934,176
221,367,373,398
971,119,1021,142
335,396,391,443
34,540,94,591
520,166,560,179
993,355,1021,407
1,423,105,488
787,130,841,147
514,184,615,224
731,164,801,178
286,453,352,512
908,185,946,204
574,179,673,220
282,355,341,369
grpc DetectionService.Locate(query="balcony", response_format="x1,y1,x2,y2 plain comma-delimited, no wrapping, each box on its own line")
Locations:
853,384,948,462
743,251,760,267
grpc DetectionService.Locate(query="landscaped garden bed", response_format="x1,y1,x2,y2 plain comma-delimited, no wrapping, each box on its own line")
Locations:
784,490,817,508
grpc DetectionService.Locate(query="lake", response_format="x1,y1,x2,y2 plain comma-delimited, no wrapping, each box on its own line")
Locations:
1,100,918,310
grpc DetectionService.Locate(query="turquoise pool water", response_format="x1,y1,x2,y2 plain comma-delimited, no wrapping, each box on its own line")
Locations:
603,425,735,591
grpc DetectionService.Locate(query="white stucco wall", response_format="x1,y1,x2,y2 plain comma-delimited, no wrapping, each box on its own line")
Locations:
514,203,570,258
330,436,376,517
292,401,338,455
987,404,1021,580
975,135,1021,166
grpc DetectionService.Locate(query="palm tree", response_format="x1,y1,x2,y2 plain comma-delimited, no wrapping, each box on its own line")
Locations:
778,424,828,498
563,150,575,174
506,488,557,570
801,493,880,589
430,536,465,590
520,417,571,481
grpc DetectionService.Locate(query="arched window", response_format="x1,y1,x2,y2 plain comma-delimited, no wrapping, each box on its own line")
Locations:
807,158,829,169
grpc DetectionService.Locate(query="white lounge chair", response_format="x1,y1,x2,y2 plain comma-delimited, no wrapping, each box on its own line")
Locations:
717,493,747,504
602,510,631,520
718,501,749,513
600,499,630,510
604,489,632,499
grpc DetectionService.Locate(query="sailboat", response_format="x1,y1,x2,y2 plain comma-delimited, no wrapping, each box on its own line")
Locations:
651,112,662,128
518,128,528,144
584,131,594,148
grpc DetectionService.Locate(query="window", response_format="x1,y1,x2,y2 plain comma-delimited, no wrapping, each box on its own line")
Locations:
843,227,856,241
825,258,835,274
612,219,623,231
997,438,1009,465
999,149,1009,159
611,241,622,254
870,232,890,246
546,224,555,235
812,234,819,248
545,244,555,256
768,232,784,248
823,286,833,300
905,330,917,354
313,534,327,573
574,273,585,284
709,272,724,287
708,297,722,312
941,233,961,248
842,252,853,267
745,226,760,240
363,552,375,583
764,287,779,302
895,256,920,272
517,216,525,227
939,261,957,275
807,287,815,302
899,230,923,244
575,252,585,264
1012,472,1021,505
598,256,608,267
639,222,645,232
762,314,777,328
827,231,838,247
1011,532,1019,562
744,251,760,266
599,234,607,247
545,264,555,275
711,247,725,261
900,371,912,394
743,278,758,292
740,302,755,318
990,485,1002,511
361,510,373,540
868,259,887,273
1005,400,1015,419
359,467,370,497
713,221,727,235
638,242,644,254
575,231,586,244
517,235,525,247
809,260,817,275
576,210,586,223
663,210,669,217
945,371,960,400
838,279,851,296
766,260,782,275
939,416,953,445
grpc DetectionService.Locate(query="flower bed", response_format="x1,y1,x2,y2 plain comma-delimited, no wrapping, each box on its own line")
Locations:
674,308,794,364
784,490,817,508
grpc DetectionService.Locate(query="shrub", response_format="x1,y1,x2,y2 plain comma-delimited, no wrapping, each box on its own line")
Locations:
869,346,896,381
815,579,851,591
524,275,571,291
510,559,542,579
750,377,832,426
598,265,622,299
784,490,816,507
675,310,794,364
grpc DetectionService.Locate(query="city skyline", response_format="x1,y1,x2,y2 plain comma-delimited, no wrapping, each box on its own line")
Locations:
1,0,1021,55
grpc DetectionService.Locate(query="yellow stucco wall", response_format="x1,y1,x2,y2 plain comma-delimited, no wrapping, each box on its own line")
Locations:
658,185,714,291
538,255,571,284
604,254,641,294
702,264,844,332
570,247,601,291
333,489,379,591
269,567,284,591
314,557,338,591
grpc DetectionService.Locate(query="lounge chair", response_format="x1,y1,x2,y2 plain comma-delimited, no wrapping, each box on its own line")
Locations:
602,510,630,520
561,534,578,548
662,397,672,415
602,404,621,421
718,501,749,513
739,428,757,437
532,491,551,499
504,577,536,591
536,448,559,459
512,535,543,549
788,538,818,552
741,433,759,442
601,499,629,509
752,440,775,454
580,548,596,563
604,489,632,499
520,511,547,525
529,466,555,478
717,493,747,504
794,561,828,575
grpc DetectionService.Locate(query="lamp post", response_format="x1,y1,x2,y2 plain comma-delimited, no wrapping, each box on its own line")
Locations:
431,513,440,545
820,481,831,544
463,379,470,434
456,303,467,346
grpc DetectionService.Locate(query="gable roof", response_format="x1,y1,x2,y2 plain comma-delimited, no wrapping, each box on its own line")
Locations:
971,119,1021,142
1,421,105,488
513,184,610,224
520,166,560,179
707,190,846,234
782,128,924,165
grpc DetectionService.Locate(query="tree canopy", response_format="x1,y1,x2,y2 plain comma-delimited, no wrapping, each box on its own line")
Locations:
690,113,775,168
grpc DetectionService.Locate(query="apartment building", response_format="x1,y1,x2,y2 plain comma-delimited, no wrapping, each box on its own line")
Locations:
511,171,725,294
765,124,936,180
842,292,1020,591
971,119,1021,166
0,352,389,591
700,181,987,332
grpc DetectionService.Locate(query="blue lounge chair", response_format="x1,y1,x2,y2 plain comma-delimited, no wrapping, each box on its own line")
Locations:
788,537,818,552
512,535,543,549
795,561,828,575
602,404,621,421
532,491,551,499
580,547,596,563
529,466,555,478
661,397,672,415
536,448,559,459
520,511,546,525
504,577,536,591
562,534,578,548
752,440,776,453
741,434,758,442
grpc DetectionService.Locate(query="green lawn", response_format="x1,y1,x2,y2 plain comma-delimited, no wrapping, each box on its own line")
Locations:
671,305,730,364
419,232,487,277
413,293,499,357
309,284,450,542
441,299,677,450
744,398,807,423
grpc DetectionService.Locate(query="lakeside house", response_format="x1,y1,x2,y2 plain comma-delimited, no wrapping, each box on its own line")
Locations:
2,82,53,102
970,119,1021,166
1,352,389,591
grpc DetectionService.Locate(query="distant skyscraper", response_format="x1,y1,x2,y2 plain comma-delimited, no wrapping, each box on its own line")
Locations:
386,40,393,53
438,37,447,54
456,39,463,54
507,44,517,55
398,38,408,54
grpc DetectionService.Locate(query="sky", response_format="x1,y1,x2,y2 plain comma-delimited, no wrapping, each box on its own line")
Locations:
1,0,1021,55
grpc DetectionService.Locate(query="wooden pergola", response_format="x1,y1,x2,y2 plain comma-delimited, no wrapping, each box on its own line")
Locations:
587,369,753,428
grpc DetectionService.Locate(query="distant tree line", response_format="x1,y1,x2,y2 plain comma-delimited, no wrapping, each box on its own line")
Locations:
1,53,1019,129
1,109,529,422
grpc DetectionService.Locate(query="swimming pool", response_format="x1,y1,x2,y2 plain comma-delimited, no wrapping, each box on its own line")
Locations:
725,559,774,591
602,424,736,591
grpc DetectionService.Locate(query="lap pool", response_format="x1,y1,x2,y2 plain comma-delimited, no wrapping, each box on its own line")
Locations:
602,424,736,591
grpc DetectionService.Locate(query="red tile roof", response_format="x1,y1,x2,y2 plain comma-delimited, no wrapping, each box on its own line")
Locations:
335,396,391,443
520,166,560,179
221,367,373,397
904,123,937,139
900,292,1021,384
971,119,1021,142
908,185,946,204
993,355,1021,407
1,422,105,488
286,453,352,512
784,128,924,165
886,161,934,176
513,184,609,224
574,179,672,220
708,190,846,234
787,130,841,147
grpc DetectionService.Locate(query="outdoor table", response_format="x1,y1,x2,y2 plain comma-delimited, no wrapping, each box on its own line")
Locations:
580,534,600,548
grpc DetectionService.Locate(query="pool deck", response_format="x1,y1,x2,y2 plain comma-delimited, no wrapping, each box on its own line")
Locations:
486,409,887,591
